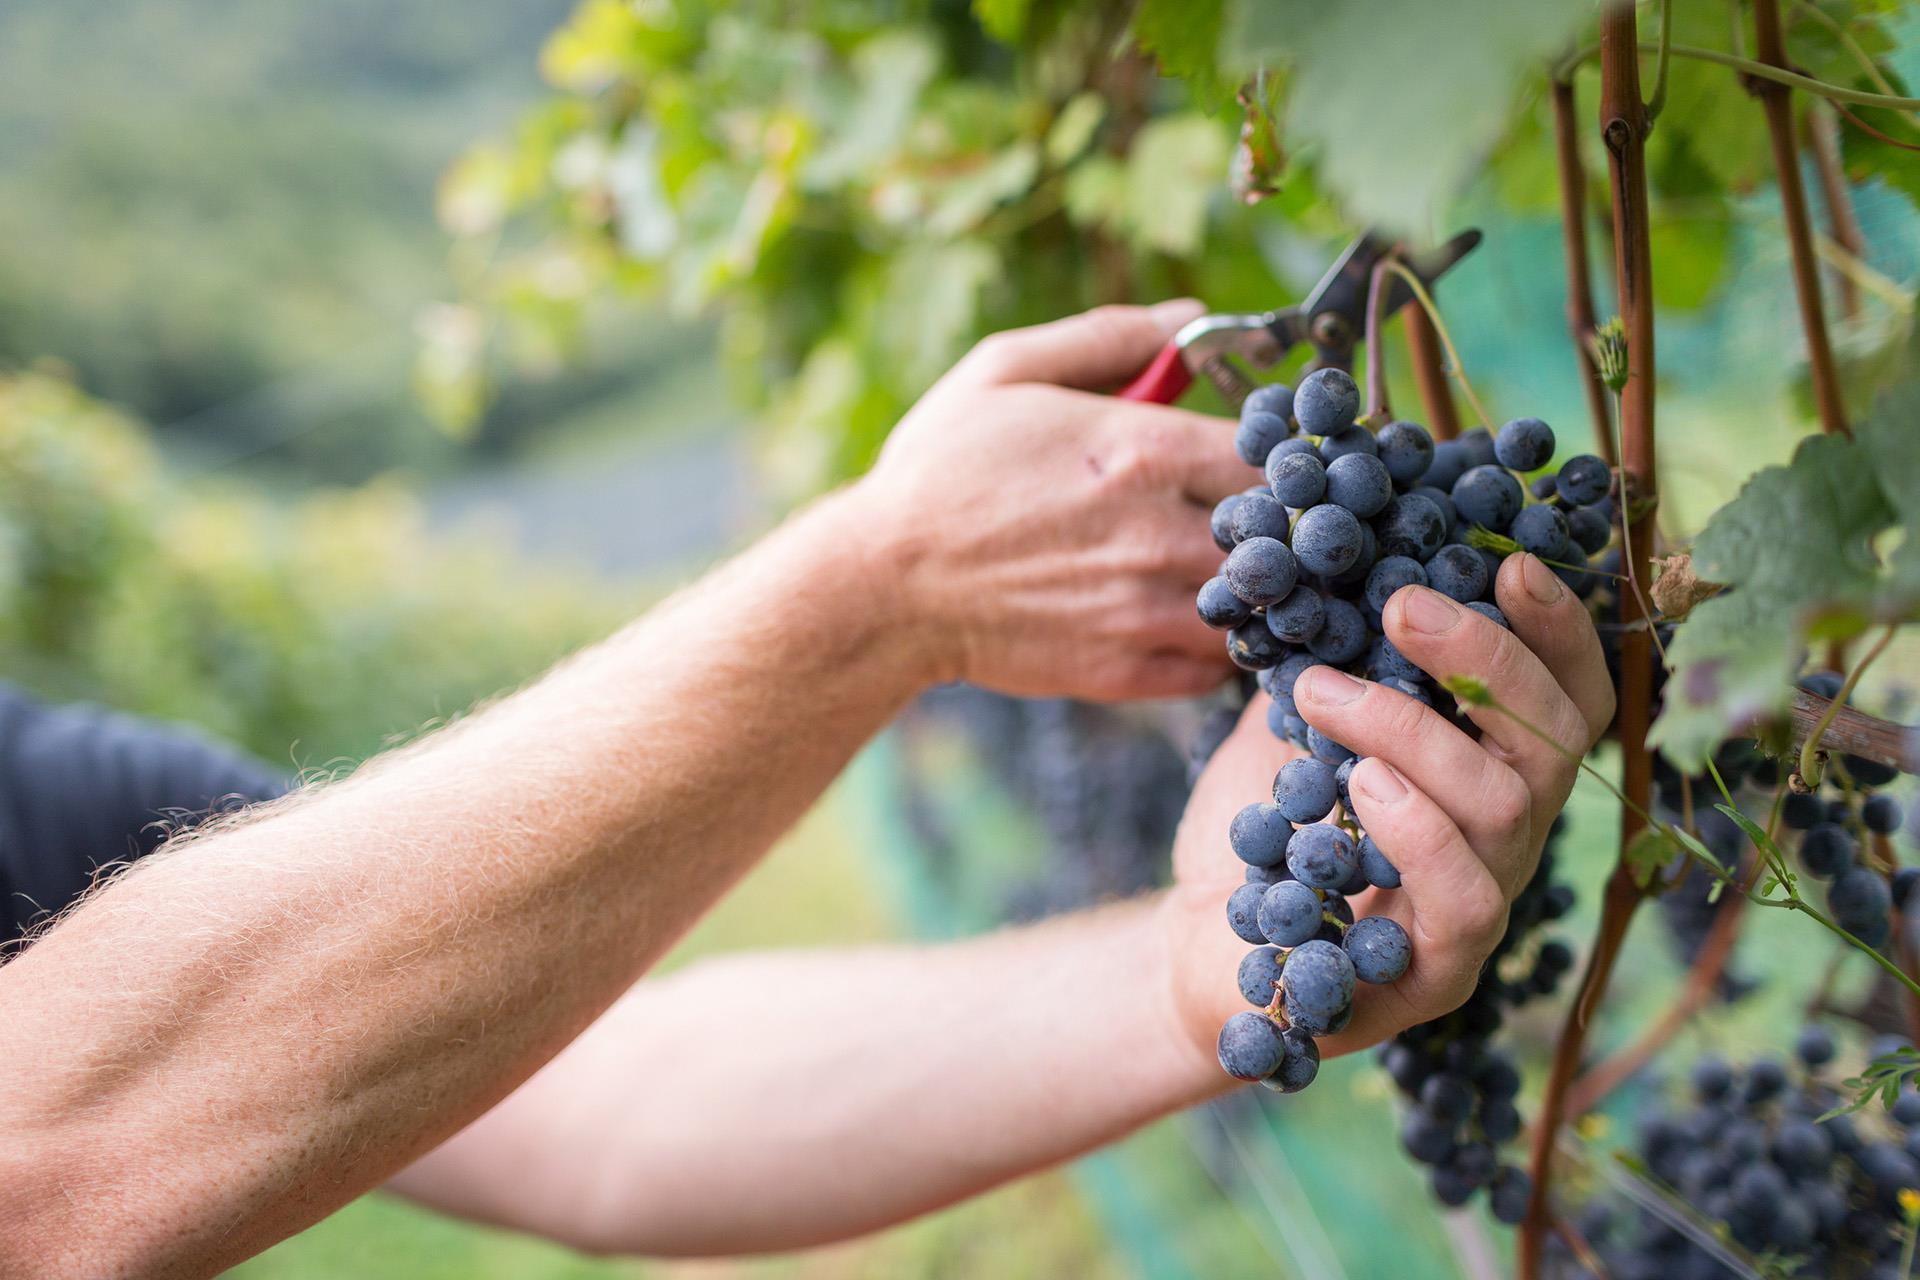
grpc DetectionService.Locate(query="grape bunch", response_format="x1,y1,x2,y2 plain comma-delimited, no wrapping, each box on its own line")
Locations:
1781,672,1909,952
1202,366,1609,1098
1552,1029,1920,1279
1379,815,1578,1220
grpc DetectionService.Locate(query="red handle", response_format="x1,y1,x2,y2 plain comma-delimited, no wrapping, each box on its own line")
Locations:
1118,341,1193,404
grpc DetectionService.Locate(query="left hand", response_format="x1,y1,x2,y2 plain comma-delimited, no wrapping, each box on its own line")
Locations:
1160,552,1615,1067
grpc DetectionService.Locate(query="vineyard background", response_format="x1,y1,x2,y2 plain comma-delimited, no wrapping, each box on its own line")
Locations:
4,0,1920,1276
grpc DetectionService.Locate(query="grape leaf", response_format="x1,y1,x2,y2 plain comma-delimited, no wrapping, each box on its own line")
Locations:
973,0,1031,44
1649,366,1920,767
1218,0,1592,231
1132,0,1227,95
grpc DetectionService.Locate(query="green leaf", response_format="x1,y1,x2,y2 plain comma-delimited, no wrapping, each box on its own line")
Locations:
1855,370,1920,599
1625,826,1680,889
1650,430,1897,768
924,142,1041,238
1123,114,1232,256
872,241,998,392
973,0,1031,44
1133,0,1228,95
1647,213,1731,311
1045,93,1106,167
1219,0,1592,231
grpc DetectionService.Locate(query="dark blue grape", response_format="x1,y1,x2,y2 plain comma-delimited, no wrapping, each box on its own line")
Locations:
1279,938,1355,1033
1269,652,1319,700
1236,411,1293,467
1380,676,1432,707
1895,867,1920,912
1196,575,1252,629
1829,866,1892,945
1421,1073,1475,1122
1373,492,1448,561
1307,596,1369,664
1294,367,1360,435
1210,493,1245,551
1359,835,1401,888
1794,1023,1836,1067
1292,504,1364,577
1262,1026,1321,1093
1227,620,1289,670
1236,947,1287,1008
1274,757,1340,823
1325,521,1377,588
1376,420,1436,486
1451,465,1524,533
1488,1166,1531,1225
1566,503,1612,555
1258,880,1326,948
1224,536,1298,607
1230,493,1292,544
1801,823,1856,877
1317,427,1378,463
1345,915,1411,983
1287,822,1360,890
1243,382,1295,421
1555,454,1611,505
1365,634,1424,685
1865,794,1903,834
1423,439,1472,493
1245,863,1289,885
1326,451,1393,518
1494,417,1556,471
1307,726,1355,767
1226,882,1268,944
1364,554,1428,613
1510,504,1571,559
1217,1010,1286,1079
1264,585,1326,644
1267,449,1327,508
1401,1109,1457,1164
1229,802,1292,868
1411,484,1457,536
1783,791,1824,829
1458,426,1498,468
1466,601,1509,628
1425,543,1489,602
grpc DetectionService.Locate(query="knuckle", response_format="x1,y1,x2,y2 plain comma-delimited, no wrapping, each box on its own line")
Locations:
963,331,1021,380
1484,768,1531,834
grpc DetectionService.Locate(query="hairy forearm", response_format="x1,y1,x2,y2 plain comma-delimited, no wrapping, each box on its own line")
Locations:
389,891,1229,1257
0,492,928,1279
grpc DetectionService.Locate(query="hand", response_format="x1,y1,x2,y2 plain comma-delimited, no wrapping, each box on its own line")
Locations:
842,302,1255,702
1161,553,1615,1067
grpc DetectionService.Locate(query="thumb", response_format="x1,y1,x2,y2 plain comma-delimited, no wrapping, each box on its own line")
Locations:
951,299,1207,392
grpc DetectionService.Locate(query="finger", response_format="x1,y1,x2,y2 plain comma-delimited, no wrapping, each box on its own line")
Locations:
1291,665,1532,885
1096,650,1235,702
1144,489,1237,585
1098,398,1257,505
1382,584,1590,816
1494,553,1617,743
946,300,1207,392
1346,758,1509,1002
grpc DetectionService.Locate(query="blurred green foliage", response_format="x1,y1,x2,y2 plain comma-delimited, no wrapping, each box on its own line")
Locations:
0,367,625,767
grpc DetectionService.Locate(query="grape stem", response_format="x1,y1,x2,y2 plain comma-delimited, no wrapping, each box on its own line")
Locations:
1796,624,1896,788
1549,75,1615,465
1644,0,1673,122
1752,0,1851,438
1379,260,1493,428
1558,41,1920,112
1363,254,1395,425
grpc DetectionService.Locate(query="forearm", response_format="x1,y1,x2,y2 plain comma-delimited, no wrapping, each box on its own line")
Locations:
390,891,1229,1257
0,492,928,1279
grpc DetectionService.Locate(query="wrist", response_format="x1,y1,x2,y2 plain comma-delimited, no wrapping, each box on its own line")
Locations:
1150,882,1246,1090
781,485,955,694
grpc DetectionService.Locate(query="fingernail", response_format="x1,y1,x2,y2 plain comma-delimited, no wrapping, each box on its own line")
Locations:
1150,297,1207,335
1399,587,1460,635
1303,665,1364,705
1354,760,1408,805
1521,552,1564,604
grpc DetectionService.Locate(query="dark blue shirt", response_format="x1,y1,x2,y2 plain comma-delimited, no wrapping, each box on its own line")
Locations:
0,685,287,947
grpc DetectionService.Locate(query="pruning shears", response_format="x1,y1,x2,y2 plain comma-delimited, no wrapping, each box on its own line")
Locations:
1120,229,1483,408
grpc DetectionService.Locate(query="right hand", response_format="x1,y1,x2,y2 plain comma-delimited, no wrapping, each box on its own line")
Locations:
844,302,1255,702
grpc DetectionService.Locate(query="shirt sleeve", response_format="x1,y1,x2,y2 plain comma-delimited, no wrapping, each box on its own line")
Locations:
0,685,290,948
